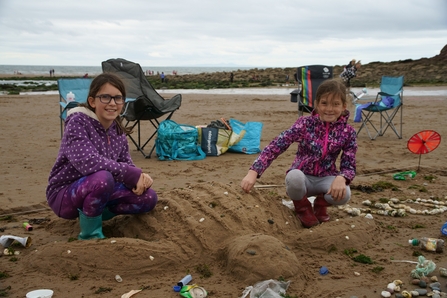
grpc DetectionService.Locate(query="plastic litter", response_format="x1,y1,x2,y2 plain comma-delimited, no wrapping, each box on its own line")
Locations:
0,235,31,248
179,284,207,298
441,221,447,236
410,256,436,279
249,279,290,298
26,289,53,298
319,266,329,275
393,171,416,180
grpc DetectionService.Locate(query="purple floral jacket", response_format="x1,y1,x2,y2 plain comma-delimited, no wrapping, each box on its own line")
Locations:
46,107,142,199
250,110,357,183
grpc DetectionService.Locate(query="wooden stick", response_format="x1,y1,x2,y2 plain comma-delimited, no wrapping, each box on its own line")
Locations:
254,185,283,188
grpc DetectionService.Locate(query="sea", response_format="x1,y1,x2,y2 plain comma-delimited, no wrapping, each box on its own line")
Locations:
1,65,447,96
0,65,253,77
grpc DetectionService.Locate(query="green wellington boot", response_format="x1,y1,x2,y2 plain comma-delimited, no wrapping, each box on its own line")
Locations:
101,207,117,221
78,209,106,240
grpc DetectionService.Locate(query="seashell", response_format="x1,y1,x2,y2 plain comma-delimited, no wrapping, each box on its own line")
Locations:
354,271,360,276
224,191,228,195
115,275,123,282
345,236,349,240
164,206,169,210
149,255,154,261
430,276,438,282
381,290,391,297
110,240,116,244
393,280,403,286
3,248,12,256
362,200,372,206
199,218,205,222
394,285,401,292
439,267,447,277
387,282,396,293
390,198,400,203
401,290,412,298
410,290,419,297
364,214,373,219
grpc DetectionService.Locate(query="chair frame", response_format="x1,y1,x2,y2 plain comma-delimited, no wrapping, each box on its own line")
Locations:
102,58,181,159
356,76,404,140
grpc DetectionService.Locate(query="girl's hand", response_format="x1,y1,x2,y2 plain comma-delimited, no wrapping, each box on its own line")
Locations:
327,176,346,201
133,173,153,195
241,170,258,193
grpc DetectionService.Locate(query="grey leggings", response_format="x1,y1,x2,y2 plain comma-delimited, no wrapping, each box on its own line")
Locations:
285,169,351,205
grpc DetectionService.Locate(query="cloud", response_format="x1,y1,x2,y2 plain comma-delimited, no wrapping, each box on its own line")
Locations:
0,0,446,66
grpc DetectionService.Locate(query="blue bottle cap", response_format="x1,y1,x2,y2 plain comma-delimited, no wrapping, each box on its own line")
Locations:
319,266,329,275
173,285,181,292
441,222,447,236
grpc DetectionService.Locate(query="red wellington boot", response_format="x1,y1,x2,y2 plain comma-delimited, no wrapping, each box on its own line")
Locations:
292,197,319,228
314,195,331,222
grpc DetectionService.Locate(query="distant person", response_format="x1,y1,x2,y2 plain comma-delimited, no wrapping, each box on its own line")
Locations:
230,72,234,83
241,78,357,228
286,74,290,85
83,73,88,78
161,72,165,83
340,60,361,88
46,73,158,240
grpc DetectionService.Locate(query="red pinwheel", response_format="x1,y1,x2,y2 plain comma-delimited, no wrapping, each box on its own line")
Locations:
407,130,441,170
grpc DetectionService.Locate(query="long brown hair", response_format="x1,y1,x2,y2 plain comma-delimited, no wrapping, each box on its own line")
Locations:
80,73,131,135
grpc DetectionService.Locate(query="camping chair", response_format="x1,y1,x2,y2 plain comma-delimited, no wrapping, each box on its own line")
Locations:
355,76,404,140
102,58,182,158
290,65,333,117
57,78,93,138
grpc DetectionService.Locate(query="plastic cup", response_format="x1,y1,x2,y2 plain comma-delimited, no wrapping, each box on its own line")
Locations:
26,289,53,298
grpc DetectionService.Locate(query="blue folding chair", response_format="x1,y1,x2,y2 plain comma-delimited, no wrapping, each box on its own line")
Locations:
57,78,92,137
355,76,404,140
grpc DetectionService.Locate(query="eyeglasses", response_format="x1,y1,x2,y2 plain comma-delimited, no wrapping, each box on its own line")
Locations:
95,94,125,105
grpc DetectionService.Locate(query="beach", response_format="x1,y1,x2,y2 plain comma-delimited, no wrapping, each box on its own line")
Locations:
1,89,447,297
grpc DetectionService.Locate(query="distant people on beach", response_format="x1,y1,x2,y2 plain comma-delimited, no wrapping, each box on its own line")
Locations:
46,73,158,240
160,72,165,83
241,78,357,229
340,59,361,88
49,69,55,77
230,72,234,83
83,73,88,78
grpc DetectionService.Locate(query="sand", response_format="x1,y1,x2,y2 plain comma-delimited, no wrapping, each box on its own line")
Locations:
1,88,447,297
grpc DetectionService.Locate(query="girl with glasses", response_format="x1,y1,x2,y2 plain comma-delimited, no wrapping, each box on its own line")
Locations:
46,73,158,240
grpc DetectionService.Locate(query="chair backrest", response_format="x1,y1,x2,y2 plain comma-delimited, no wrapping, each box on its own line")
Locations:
58,78,92,104
380,76,404,108
102,58,182,121
296,65,333,113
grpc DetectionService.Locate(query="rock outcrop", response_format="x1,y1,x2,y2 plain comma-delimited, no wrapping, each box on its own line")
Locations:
164,44,447,87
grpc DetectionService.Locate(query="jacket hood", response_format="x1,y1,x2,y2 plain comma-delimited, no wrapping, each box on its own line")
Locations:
67,107,98,122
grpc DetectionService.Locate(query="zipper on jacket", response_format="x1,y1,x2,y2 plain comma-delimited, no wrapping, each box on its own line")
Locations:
314,122,330,175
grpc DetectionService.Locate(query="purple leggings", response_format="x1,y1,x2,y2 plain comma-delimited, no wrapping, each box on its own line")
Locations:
50,171,158,219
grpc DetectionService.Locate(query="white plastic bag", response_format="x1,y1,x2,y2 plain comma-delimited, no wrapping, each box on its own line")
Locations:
249,279,290,298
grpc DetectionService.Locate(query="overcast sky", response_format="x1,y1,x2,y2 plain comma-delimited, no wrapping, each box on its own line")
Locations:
0,0,446,67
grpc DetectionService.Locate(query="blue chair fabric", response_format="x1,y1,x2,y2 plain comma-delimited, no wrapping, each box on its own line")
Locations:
355,76,404,140
57,78,93,138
